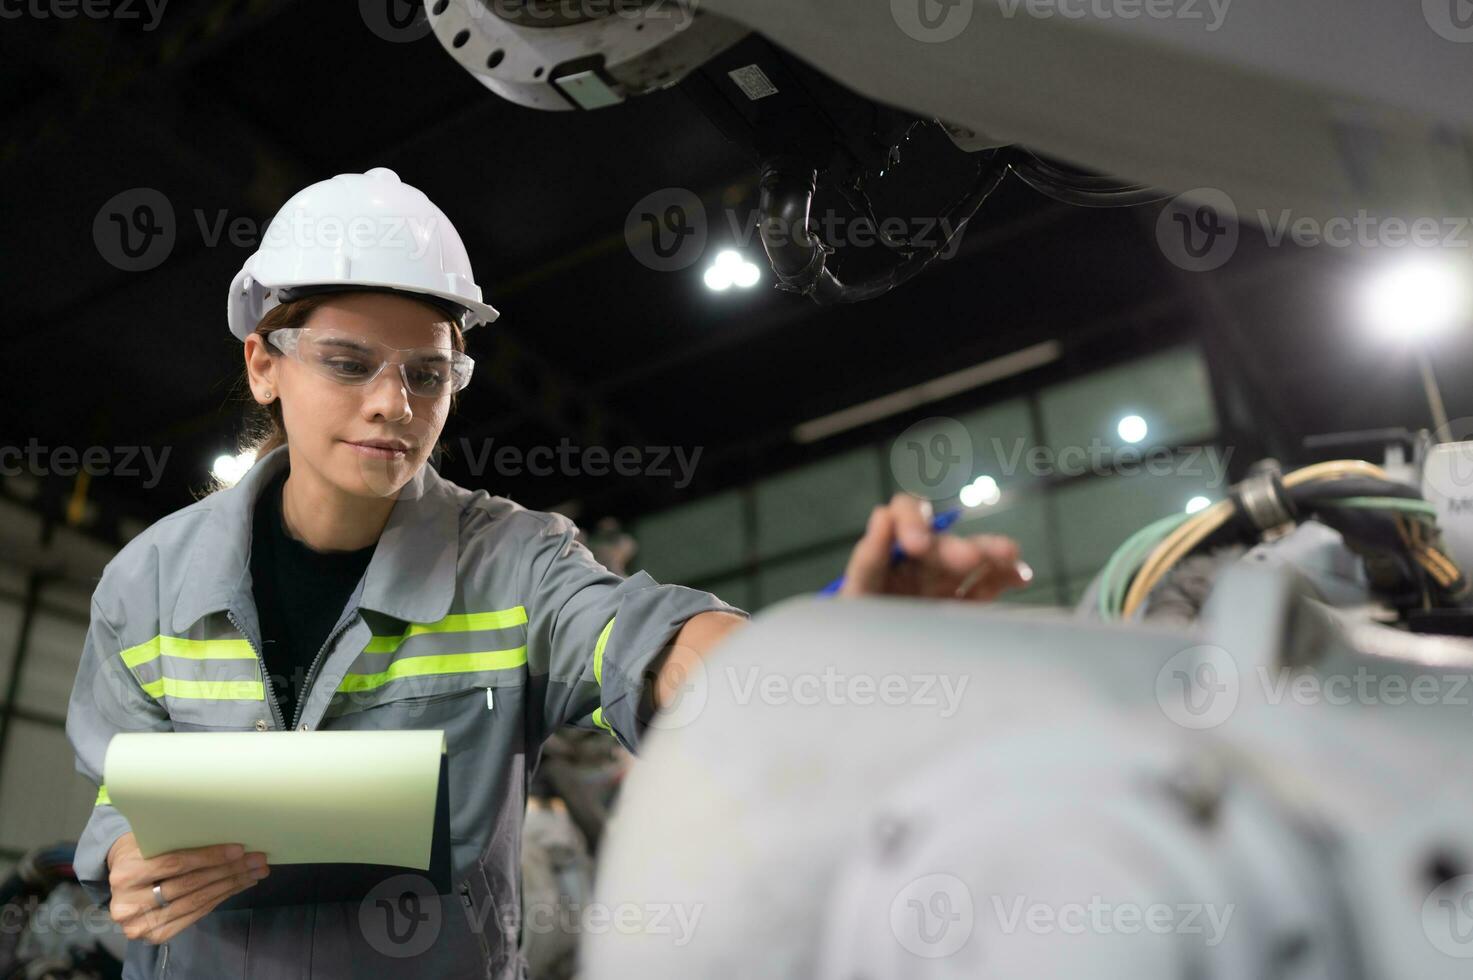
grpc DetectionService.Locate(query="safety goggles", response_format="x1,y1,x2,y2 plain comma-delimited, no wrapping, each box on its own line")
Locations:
266,327,475,398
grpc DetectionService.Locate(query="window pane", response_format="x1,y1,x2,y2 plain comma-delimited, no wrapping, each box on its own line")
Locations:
754,447,881,560
632,489,746,583
1040,346,1216,455
1054,473,1223,582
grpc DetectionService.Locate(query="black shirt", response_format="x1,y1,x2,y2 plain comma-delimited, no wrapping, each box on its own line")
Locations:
249,469,377,728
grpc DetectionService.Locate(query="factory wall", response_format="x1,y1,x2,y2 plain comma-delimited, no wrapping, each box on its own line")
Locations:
630,344,1222,612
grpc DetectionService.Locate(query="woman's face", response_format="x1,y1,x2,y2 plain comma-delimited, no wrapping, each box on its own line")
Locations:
247,291,455,498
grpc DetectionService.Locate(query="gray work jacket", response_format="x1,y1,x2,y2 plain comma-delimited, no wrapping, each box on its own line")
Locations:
64,443,747,979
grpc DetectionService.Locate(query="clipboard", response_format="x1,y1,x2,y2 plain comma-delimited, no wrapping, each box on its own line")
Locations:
104,729,454,909
215,752,454,910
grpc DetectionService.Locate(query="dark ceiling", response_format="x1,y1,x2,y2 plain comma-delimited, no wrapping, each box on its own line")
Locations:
4,1,1472,546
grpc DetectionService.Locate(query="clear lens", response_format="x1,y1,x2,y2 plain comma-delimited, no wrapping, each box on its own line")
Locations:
273,328,474,397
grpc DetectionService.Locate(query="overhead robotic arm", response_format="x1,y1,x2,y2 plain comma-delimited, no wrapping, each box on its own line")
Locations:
428,0,1473,296
431,2,1182,302
426,0,747,111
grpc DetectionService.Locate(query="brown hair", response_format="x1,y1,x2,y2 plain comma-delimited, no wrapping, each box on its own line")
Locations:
210,291,467,494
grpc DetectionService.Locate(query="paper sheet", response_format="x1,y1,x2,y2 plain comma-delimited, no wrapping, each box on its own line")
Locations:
104,730,446,869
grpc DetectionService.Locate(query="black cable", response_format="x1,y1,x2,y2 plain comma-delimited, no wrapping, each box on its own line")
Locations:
755,137,1172,303
1287,476,1425,504
1007,149,1174,208
757,149,1011,304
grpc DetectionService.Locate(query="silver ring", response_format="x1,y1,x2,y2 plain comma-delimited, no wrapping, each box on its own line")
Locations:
152,882,169,909
954,566,985,599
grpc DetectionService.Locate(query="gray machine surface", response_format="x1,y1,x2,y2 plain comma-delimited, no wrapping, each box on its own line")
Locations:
584,568,1473,976
695,0,1473,222
431,0,1473,223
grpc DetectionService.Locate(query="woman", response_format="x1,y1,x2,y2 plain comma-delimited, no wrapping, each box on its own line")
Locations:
64,169,1028,980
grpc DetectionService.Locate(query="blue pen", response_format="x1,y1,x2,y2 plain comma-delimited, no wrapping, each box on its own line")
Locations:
819,507,964,595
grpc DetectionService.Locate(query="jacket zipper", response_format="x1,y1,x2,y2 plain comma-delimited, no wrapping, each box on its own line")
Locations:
460,882,493,963
290,615,357,731
227,610,284,731
157,941,169,978
403,687,480,707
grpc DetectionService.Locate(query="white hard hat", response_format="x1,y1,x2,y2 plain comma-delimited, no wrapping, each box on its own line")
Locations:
226,167,499,342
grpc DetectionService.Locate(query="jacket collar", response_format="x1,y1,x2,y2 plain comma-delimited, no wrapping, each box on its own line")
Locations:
171,444,460,633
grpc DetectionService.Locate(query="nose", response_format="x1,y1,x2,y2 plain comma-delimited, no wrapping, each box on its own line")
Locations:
360,364,413,424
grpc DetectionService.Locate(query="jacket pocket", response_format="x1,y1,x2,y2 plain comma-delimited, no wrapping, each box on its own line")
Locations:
400,687,484,708
459,881,493,965
326,669,523,721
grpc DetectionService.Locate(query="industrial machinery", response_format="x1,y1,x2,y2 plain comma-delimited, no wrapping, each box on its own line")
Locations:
578,440,1473,976
1083,445,1472,629
412,5,1473,976
583,566,1473,978
425,0,1473,302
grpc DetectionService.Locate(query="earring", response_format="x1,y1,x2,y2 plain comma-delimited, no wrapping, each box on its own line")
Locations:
264,389,275,403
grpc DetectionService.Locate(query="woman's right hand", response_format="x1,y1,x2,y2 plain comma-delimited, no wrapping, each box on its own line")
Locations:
105,832,270,943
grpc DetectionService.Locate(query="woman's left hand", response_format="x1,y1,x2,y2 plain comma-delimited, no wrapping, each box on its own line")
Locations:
838,493,1032,600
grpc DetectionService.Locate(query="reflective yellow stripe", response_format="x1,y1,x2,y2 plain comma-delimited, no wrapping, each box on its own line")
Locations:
141,677,265,700
364,607,529,654
95,784,110,806
593,617,615,687
121,635,257,669
337,648,528,693
591,707,611,732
